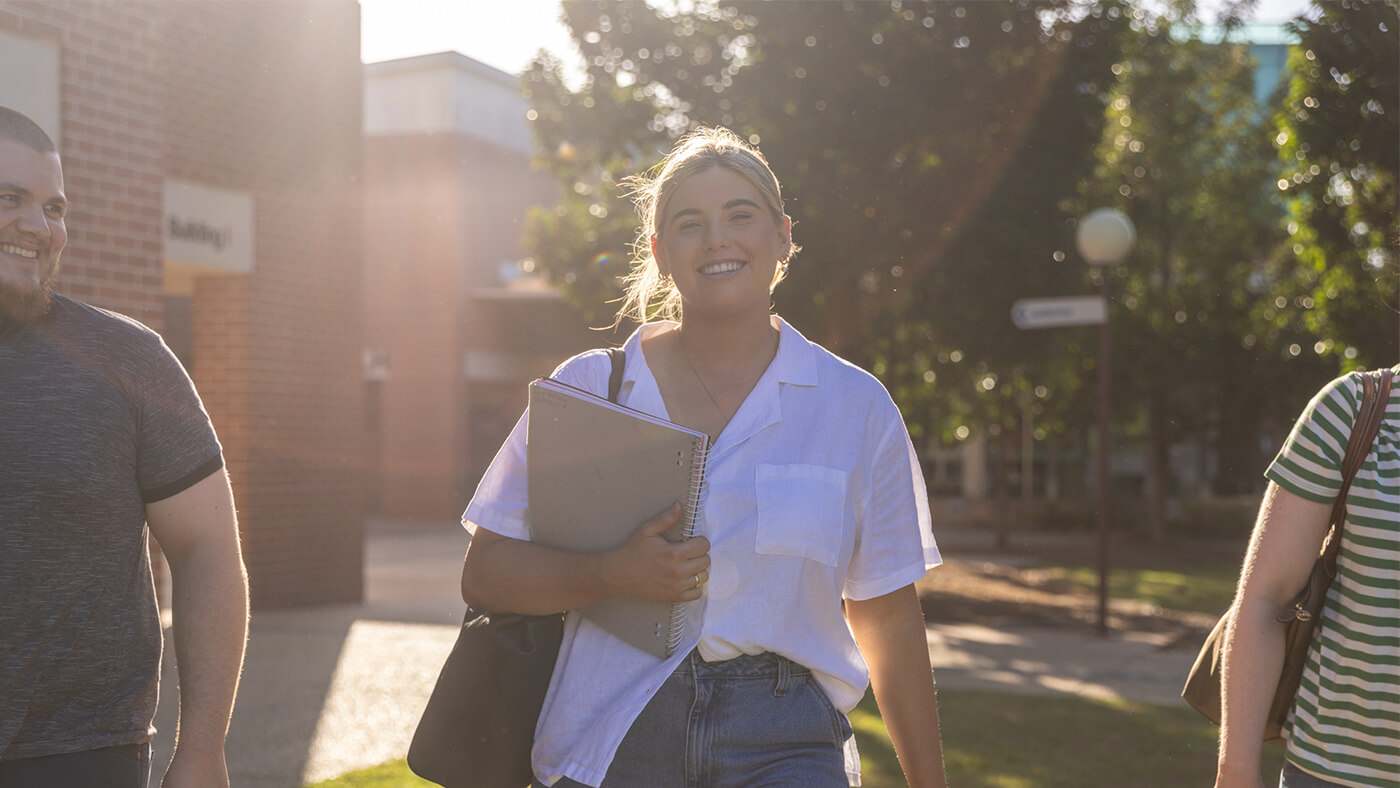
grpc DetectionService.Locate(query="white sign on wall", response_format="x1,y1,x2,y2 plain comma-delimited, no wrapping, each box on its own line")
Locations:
162,180,255,273
0,31,61,144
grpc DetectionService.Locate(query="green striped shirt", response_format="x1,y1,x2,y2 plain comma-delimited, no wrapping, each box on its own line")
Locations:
1265,368,1399,788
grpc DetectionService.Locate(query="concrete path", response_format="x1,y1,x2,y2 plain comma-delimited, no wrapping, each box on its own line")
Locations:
928,622,1194,707
151,523,1198,787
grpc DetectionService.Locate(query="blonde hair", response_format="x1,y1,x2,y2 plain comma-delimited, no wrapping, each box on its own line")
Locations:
615,126,798,325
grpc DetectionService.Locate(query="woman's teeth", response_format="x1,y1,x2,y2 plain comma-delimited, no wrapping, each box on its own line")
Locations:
700,261,743,275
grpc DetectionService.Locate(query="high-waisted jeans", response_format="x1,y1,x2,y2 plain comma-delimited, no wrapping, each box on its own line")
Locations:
537,650,853,788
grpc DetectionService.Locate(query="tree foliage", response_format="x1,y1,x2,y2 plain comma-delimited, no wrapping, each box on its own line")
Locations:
1269,0,1400,367
522,0,1130,445
1080,8,1330,505
516,0,1397,515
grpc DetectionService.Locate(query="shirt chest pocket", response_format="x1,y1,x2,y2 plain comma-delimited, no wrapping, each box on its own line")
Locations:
754,463,848,567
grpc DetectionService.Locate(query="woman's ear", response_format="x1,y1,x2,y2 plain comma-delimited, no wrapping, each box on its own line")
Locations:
651,235,668,276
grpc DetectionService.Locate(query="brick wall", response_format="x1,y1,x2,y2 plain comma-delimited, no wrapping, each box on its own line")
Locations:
363,134,464,520
363,128,583,520
1,0,366,608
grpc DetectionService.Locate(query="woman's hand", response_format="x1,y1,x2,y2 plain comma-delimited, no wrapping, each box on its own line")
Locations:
604,503,711,603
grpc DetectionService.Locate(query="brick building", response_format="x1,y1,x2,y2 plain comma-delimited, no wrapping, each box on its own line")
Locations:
0,1,366,607
363,52,591,521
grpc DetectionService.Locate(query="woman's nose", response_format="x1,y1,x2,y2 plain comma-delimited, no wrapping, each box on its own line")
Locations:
703,220,729,248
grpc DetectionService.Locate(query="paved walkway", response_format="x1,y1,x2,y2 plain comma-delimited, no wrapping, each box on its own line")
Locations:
151,523,1200,787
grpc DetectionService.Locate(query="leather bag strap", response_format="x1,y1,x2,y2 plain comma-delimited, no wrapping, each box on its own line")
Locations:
1320,368,1393,572
605,347,626,404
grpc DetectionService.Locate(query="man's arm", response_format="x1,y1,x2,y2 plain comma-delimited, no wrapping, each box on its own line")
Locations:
145,467,249,788
847,583,948,788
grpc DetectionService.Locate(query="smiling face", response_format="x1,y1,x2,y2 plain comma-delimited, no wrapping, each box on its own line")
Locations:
651,165,791,321
0,139,66,324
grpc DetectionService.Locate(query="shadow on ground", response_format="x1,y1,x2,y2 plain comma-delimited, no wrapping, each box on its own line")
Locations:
152,522,467,787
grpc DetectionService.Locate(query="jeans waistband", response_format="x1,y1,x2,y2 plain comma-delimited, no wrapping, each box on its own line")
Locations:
676,649,811,680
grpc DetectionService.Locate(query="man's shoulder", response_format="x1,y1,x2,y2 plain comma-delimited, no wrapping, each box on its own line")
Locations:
46,295,165,349
51,294,156,332
26,296,177,385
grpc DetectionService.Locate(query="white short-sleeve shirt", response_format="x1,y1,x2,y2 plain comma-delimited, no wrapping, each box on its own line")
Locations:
463,317,940,787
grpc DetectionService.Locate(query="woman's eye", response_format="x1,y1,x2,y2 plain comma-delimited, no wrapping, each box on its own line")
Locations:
730,212,752,222
0,194,18,205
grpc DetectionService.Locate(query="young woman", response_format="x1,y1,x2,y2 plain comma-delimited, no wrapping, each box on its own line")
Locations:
1215,367,1398,788
461,127,947,788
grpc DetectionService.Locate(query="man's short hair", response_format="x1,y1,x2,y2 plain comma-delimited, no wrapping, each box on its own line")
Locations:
0,106,57,153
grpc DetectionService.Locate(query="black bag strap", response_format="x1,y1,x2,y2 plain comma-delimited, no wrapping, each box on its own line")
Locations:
605,347,626,404
1319,368,1392,573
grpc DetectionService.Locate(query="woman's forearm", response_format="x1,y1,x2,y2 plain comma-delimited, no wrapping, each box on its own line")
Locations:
461,534,621,614
461,506,708,614
1215,599,1288,787
848,585,948,788
1213,482,1333,788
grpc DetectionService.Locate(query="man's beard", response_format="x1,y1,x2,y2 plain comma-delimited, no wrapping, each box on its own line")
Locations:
0,262,58,325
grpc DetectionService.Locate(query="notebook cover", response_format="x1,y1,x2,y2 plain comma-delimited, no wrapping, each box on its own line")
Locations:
526,379,708,657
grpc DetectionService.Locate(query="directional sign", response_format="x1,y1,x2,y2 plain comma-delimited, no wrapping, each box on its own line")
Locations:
1011,296,1107,329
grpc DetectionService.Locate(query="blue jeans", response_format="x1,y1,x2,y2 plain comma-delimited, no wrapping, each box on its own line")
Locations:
0,743,151,788
1280,761,1348,788
537,651,853,788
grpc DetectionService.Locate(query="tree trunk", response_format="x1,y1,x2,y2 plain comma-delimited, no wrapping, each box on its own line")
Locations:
1146,391,1168,542
995,426,1014,552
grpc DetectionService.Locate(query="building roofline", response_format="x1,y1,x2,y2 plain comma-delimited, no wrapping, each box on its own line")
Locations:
364,50,520,87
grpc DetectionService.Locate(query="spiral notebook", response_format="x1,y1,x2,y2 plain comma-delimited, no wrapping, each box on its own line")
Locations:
526,378,709,658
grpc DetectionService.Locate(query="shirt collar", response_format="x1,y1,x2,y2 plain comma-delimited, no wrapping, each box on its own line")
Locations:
621,315,820,392
769,315,820,388
619,315,820,452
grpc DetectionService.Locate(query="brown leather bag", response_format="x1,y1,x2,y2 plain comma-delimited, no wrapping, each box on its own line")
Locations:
1181,368,1392,744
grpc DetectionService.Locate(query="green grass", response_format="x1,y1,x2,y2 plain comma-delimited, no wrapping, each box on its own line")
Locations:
306,759,433,787
924,691,1282,788
1039,564,1241,616
308,688,1282,787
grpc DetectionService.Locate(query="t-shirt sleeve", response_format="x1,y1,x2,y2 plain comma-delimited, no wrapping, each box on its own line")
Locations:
844,397,941,601
462,350,612,539
133,333,223,502
1264,372,1359,505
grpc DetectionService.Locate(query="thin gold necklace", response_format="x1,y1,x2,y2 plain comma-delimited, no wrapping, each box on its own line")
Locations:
679,334,726,419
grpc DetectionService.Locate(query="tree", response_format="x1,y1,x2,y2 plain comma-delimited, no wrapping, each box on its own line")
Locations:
1269,0,1400,367
522,0,1129,456
1078,4,1336,538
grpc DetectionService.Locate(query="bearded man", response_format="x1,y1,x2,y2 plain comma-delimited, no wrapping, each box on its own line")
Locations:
0,106,248,788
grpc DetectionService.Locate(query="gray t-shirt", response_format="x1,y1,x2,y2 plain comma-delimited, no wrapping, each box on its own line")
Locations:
0,295,223,759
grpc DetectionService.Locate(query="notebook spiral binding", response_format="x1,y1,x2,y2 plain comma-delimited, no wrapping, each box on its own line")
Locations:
665,437,711,656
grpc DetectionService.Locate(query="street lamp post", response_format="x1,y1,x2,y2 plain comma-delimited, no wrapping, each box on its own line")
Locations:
1075,208,1135,637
